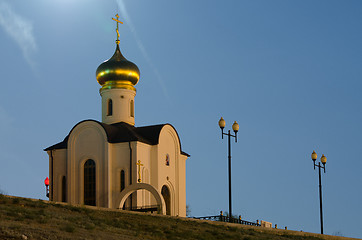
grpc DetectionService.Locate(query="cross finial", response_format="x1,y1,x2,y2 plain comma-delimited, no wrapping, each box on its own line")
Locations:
112,13,124,44
136,160,144,183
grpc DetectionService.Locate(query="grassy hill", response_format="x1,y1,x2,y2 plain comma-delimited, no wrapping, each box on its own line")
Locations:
0,195,359,240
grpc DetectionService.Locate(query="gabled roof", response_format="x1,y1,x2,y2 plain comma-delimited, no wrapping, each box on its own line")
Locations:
44,120,190,157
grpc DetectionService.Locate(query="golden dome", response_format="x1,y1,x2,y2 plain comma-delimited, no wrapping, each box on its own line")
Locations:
96,43,140,91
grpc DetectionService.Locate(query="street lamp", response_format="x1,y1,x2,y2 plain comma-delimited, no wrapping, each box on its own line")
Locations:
44,177,49,198
311,150,327,234
218,117,239,220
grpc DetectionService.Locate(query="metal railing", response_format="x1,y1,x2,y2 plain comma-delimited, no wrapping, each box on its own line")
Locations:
122,204,160,213
194,212,261,227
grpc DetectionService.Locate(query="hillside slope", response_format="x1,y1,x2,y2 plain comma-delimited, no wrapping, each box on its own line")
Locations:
0,195,358,240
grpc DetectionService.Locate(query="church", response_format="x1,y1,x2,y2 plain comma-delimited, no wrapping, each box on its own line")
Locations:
44,15,189,217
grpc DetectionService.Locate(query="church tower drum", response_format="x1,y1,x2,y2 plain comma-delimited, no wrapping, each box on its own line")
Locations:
96,18,140,125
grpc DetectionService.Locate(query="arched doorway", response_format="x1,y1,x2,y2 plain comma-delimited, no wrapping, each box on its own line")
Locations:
84,159,96,206
161,185,171,215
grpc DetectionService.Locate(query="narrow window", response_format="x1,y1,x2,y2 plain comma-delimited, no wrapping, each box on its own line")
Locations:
120,170,125,192
62,176,66,202
84,159,96,206
166,154,170,166
130,100,134,117
107,99,113,116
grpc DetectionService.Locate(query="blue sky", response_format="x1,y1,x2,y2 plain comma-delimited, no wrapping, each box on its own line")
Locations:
0,0,361,238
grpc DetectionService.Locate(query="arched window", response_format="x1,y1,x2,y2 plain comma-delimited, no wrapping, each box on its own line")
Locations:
62,176,66,202
120,170,125,192
161,185,171,215
84,159,96,206
130,100,134,117
107,99,113,116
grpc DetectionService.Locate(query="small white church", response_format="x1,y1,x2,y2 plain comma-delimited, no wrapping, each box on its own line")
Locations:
44,15,189,217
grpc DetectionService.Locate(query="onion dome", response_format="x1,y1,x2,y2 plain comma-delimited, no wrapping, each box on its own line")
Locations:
96,43,140,91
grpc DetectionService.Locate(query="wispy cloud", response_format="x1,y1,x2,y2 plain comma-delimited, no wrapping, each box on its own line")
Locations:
0,1,37,69
116,0,171,103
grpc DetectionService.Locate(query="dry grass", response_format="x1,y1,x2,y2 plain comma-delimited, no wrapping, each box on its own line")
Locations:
0,194,358,240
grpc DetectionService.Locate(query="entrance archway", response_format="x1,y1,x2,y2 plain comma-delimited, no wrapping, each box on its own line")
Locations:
161,185,171,215
117,183,166,215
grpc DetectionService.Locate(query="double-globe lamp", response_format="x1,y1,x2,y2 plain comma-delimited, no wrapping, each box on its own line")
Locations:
311,150,327,235
218,117,239,221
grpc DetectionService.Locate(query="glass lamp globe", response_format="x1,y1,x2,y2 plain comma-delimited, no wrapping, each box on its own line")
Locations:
232,121,239,133
321,154,327,165
219,117,226,129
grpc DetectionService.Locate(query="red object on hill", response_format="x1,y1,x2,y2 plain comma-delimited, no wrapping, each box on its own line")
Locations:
44,177,49,186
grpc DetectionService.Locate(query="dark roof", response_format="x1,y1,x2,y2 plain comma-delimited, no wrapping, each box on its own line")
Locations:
44,120,189,156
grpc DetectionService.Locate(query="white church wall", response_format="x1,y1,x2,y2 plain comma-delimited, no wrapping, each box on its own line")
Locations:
158,125,181,216
145,145,159,206
48,149,67,202
130,141,138,208
150,145,158,199
51,149,67,202
68,121,109,207
142,168,150,206
134,142,152,207
109,142,131,209
178,154,187,217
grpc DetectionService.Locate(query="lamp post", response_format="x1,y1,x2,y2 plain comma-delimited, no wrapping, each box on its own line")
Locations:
311,150,327,235
218,117,239,220
44,177,49,198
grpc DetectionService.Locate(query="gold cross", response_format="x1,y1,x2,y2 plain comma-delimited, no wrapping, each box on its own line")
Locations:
111,14,123,43
136,160,144,183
